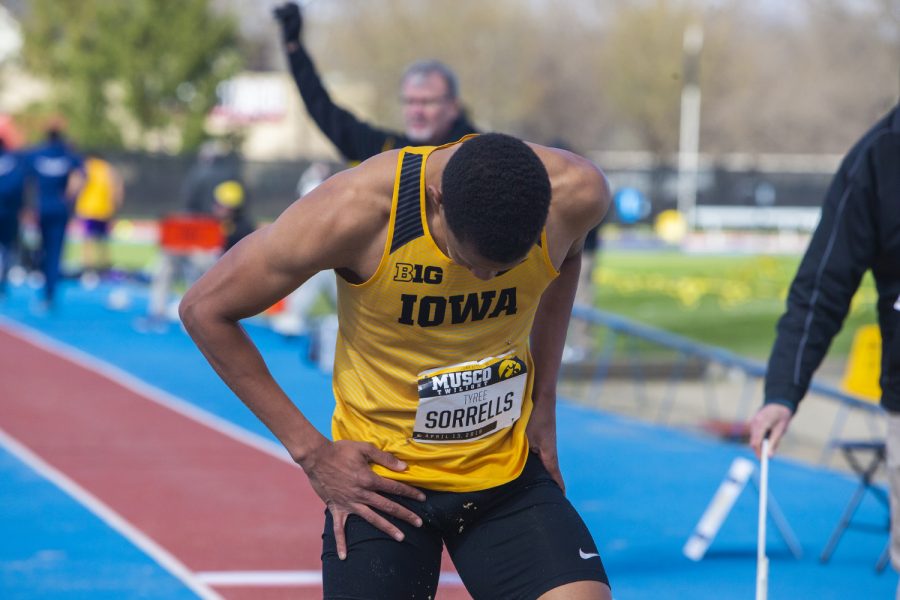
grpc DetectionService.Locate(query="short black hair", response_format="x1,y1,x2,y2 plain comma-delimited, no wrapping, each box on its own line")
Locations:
441,133,551,264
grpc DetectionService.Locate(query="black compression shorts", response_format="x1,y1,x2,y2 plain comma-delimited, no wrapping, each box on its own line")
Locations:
321,452,609,599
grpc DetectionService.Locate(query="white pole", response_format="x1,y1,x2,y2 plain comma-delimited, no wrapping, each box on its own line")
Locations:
677,23,703,231
756,438,770,600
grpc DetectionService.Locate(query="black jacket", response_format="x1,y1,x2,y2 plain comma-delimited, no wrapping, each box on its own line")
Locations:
765,103,900,413
285,44,478,162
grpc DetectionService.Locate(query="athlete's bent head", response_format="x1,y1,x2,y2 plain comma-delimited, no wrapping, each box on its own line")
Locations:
441,133,551,265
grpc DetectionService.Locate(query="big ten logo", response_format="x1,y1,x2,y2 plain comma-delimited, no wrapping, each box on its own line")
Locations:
394,263,443,284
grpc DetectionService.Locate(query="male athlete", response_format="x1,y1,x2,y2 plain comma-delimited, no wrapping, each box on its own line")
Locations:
181,133,611,599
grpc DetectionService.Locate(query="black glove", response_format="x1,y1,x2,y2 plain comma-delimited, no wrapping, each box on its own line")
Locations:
273,2,303,45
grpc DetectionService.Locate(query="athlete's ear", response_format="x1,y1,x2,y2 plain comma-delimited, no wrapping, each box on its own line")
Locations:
427,185,452,234
426,184,443,213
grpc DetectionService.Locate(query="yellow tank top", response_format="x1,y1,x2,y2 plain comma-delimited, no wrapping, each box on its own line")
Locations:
331,142,558,492
75,158,117,220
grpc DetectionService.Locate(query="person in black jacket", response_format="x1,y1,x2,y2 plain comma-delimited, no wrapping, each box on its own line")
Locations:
273,2,478,162
749,102,900,581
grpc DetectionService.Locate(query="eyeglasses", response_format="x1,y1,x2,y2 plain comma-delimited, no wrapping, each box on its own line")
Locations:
400,95,451,108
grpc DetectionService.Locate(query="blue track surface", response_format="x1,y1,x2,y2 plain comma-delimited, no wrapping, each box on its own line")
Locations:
0,449,196,600
1,280,896,598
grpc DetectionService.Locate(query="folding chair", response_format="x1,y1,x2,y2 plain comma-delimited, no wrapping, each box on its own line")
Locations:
819,440,890,572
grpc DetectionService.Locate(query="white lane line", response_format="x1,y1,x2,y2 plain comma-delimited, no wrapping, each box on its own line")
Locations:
0,427,224,600
195,570,464,587
196,571,321,586
0,316,293,465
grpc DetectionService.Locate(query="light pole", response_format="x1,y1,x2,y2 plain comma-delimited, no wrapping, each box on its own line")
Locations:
677,23,704,231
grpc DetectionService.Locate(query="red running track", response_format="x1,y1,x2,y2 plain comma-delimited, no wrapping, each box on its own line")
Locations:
0,324,470,599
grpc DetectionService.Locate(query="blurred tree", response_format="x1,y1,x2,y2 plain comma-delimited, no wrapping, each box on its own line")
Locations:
702,0,898,155
21,0,242,153
305,0,615,152
243,0,898,157
599,0,694,156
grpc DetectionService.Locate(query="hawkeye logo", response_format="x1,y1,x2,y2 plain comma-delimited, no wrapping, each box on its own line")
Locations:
398,288,517,327
498,359,523,379
394,263,443,285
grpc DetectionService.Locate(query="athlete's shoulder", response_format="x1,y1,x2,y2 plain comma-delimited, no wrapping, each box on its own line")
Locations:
530,143,609,234
262,149,403,276
349,148,404,196
324,149,401,227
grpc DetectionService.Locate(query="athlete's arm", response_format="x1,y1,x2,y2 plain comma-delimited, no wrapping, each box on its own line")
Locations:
180,151,425,559
527,150,610,492
750,138,879,459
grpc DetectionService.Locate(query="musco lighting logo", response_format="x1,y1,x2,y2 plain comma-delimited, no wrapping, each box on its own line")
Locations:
412,352,527,443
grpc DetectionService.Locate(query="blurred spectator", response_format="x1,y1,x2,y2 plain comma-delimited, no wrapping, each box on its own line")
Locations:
140,147,254,332
0,138,25,298
211,180,255,252
296,160,331,198
0,115,25,150
74,153,124,280
551,139,604,363
748,102,900,589
180,140,242,215
270,161,338,337
23,123,84,309
564,226,605,360
273,2,478,162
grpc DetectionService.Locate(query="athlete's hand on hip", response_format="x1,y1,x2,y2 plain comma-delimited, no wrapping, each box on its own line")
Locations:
526,402,565,494
748,403,793,459
301,440,426,560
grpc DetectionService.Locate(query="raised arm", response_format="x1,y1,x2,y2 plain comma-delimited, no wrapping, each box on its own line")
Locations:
527,149,610,491
273,2,401,162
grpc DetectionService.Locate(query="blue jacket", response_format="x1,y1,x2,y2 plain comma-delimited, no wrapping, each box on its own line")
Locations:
0,149,25,217
25,139,84,217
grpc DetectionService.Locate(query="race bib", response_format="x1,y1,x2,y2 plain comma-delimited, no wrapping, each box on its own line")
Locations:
413,351,527,443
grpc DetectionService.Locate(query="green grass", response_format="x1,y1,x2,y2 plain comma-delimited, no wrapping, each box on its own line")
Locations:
592,250,878,358
65,241,158,272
